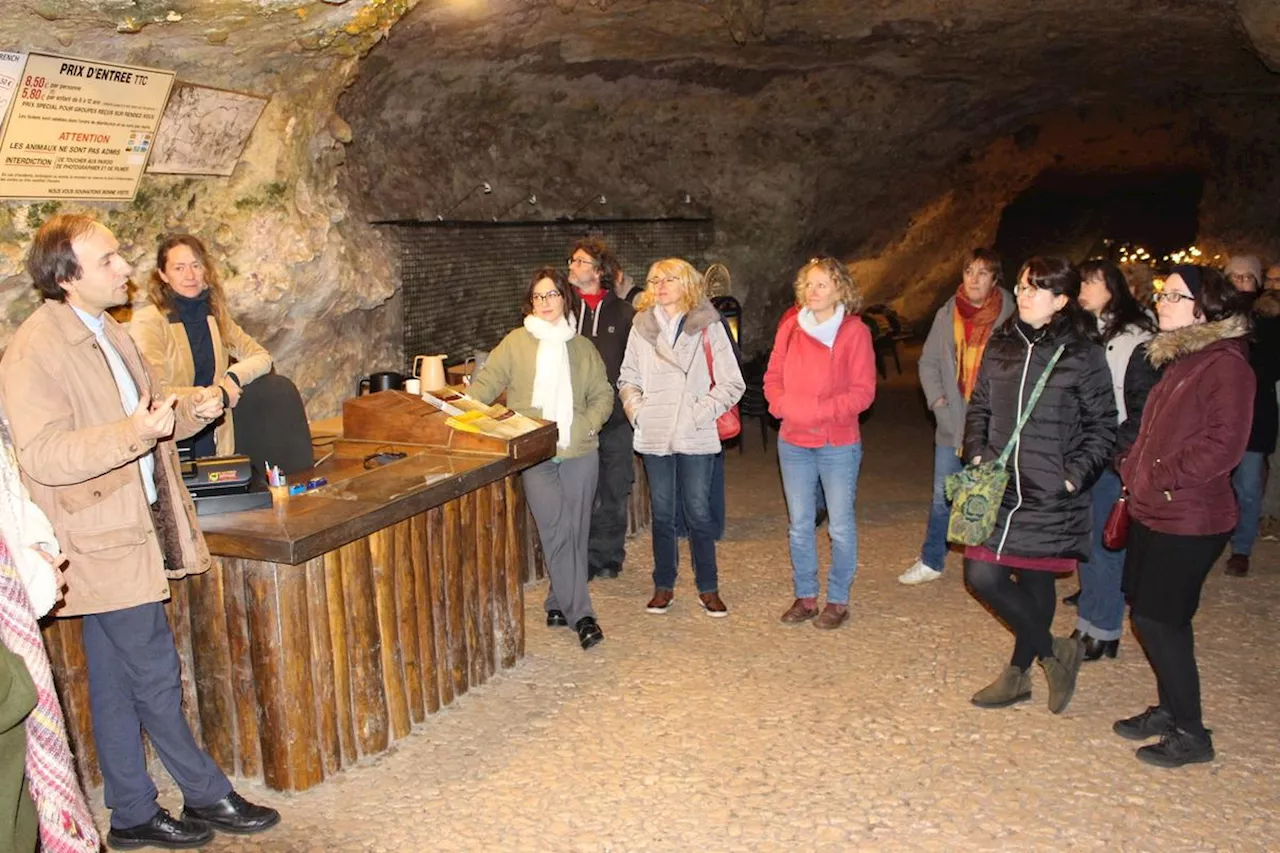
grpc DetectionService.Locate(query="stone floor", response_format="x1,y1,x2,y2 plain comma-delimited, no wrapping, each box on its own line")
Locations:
97,353,1280,852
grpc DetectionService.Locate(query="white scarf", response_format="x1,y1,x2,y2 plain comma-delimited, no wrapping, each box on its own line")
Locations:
798,304,845,349
524,314,576,449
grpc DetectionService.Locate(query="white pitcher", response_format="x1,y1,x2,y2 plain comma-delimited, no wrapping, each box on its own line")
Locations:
412,354,447,391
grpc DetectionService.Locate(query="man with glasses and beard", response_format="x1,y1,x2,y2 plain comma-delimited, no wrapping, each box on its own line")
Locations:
567,238,636,579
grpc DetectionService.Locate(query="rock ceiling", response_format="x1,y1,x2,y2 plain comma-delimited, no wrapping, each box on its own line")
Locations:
0,0,1277,409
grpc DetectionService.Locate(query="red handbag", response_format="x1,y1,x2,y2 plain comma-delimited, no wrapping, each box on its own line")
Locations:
1102,491,1130,551
701,329,741,441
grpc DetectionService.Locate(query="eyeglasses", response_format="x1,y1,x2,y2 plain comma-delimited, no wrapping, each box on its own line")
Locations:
1012,283,1048,296
568,256,599,268
646,275,681,287
1153,290,1194,304
531,291,563,304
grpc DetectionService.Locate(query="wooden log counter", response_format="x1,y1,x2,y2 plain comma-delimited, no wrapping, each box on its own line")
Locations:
41,390,559,793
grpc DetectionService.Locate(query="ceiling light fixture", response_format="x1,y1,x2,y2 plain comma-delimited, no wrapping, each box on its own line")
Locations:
436,181,492,220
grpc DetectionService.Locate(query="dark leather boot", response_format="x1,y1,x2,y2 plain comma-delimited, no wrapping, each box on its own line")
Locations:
1083,636,1119,661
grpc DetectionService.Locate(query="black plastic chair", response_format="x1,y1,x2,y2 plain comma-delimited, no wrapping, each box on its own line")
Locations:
736,353,772,453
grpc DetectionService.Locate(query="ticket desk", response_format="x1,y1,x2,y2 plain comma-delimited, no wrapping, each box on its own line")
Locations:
40,391,557,793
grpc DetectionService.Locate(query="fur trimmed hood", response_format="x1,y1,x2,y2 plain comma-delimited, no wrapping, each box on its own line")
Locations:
632,298,722,346
1147,314,1250,367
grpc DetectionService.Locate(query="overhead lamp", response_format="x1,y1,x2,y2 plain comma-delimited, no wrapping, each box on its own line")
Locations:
570,193,607,219
493,192,539,221
436,181,492,220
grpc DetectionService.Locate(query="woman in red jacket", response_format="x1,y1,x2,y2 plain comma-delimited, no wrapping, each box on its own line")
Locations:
765,258,876,629
1116,265,1253,768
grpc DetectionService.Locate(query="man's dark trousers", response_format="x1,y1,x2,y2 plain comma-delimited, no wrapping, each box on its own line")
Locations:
588,418,635,574
83,601,231,829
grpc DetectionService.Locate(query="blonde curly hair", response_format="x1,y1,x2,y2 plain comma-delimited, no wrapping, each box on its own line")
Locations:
635,258,706,314
793,256,862,313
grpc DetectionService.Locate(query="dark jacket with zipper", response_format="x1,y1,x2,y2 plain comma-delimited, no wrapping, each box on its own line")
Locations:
1120,315,1254,536
1115,342,1163,461
574,290,634,427
963,316,1117,560
1244,291,1280,454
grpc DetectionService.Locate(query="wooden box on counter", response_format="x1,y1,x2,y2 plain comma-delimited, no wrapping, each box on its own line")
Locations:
342,390,556,462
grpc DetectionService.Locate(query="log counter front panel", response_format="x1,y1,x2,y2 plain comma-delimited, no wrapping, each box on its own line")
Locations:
43,432,550,793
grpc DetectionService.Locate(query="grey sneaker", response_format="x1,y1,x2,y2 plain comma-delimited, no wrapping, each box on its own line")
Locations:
1039,635,1084,714
970,665,1032,708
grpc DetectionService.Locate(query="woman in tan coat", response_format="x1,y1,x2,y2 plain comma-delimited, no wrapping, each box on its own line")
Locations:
129,235,272,458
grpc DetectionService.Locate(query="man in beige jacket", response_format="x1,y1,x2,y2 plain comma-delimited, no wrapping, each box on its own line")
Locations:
0,215,279,850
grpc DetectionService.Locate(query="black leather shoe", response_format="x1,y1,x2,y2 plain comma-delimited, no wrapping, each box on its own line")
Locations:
595,565,621,579
106,808,213,850
575,616,604,650
546,609,568,627
1063,590,1081,607
182,791,280,835
1083,636,1119,661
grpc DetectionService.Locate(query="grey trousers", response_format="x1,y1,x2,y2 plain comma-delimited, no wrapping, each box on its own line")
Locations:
83,602,232,829
523,452,599,626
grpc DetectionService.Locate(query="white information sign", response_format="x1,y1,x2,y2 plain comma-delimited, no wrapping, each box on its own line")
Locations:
147,82,268,176
0,52,26,128
0,52,174,200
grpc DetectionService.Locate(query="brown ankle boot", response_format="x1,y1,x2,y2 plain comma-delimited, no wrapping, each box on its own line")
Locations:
970,665,1032,708
1040,635,1084,714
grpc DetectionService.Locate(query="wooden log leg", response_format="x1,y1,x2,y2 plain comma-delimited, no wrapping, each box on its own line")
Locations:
241,560,324,791
492,480,517,670
304,556,342,777
426,507,453,706
221,558,262,779
505,476,528,660
443,498,469,698
338,540,390,758
460,491,485,689
474,486,496,681
371,527,411,741
394,519,426,723
323,549,357,766
185,566,236,773
411,512,441,714
164,580,202,747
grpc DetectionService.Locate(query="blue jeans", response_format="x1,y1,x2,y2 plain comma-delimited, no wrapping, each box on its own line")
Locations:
644,453,719,593
920,445,964,571
777,439,863,604
1231,451,1266,556
1077,468,1125,640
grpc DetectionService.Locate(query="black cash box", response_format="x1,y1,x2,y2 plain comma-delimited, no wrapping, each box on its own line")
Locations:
181,455,272,515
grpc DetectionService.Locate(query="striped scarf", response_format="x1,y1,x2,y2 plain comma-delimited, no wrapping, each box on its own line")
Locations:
0,540,100,852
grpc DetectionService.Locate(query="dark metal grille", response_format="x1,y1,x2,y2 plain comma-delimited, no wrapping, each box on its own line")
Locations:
389,218,714,371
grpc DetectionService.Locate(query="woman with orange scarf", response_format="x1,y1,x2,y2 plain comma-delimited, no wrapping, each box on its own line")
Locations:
899,249,1014,585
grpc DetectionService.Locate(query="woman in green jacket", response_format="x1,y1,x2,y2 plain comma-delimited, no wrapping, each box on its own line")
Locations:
470,268,615,650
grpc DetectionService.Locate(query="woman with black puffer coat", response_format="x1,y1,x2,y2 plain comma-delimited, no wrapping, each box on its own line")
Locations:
962,257,1117,716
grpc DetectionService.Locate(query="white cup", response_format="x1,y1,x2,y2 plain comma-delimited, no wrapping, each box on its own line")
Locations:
404,378,421,395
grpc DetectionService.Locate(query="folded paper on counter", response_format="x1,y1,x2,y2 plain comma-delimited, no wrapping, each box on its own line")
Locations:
424,389,543,440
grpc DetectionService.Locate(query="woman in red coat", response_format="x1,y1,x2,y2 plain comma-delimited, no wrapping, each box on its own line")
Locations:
1115,264,1253,768
764,258,876,629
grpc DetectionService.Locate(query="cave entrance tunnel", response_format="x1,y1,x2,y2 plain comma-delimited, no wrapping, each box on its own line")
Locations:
993,169,1206,284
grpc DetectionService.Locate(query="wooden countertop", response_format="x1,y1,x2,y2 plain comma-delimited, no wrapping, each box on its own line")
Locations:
200,425,556,565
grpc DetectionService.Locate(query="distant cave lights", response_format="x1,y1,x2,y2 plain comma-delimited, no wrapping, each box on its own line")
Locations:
1103,239,1221,269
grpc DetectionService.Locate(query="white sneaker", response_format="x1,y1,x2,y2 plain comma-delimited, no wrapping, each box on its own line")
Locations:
898,561,943,585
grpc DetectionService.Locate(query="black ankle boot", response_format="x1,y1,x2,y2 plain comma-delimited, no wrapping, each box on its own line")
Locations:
1082,636,1119,661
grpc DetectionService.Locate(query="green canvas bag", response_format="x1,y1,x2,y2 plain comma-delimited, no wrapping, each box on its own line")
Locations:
944,345,1066,546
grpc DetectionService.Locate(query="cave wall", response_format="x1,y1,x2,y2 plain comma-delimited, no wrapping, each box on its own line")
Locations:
0,0,417,418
